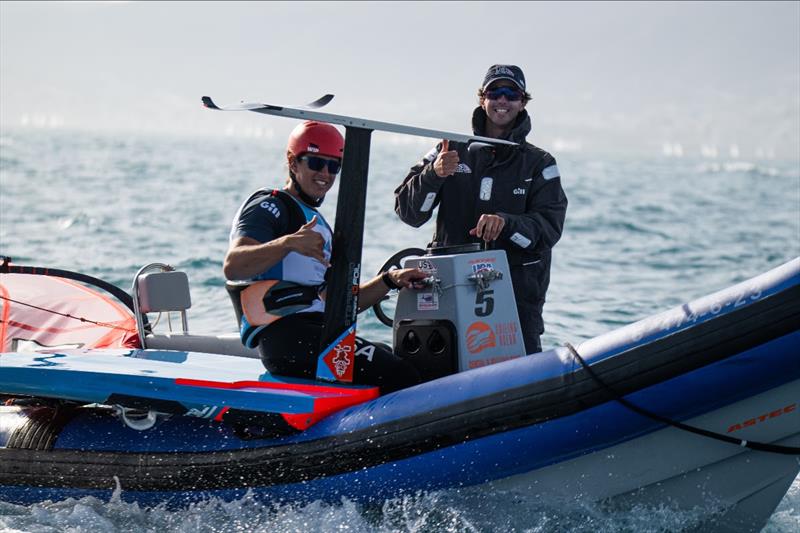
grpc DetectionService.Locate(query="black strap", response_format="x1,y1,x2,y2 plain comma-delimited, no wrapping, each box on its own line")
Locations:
269,189,308,234
565,343,800,455
262,284,320,312
244,188,307,235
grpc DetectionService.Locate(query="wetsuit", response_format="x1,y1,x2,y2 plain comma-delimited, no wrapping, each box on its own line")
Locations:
395,108,568,354
229,188,420,392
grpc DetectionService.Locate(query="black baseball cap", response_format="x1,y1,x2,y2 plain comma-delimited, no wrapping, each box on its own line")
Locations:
482,64,526,92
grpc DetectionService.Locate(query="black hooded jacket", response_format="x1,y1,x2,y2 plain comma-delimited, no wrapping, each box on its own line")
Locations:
394,107,568,336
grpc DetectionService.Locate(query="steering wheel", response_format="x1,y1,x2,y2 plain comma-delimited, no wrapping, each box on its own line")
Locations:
372,248,426,327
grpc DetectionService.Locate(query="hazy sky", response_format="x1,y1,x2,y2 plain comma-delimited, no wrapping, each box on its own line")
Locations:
1,1,798,160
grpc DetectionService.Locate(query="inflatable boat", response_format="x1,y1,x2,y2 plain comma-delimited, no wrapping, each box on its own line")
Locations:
0,254,798,533
1,100,797,531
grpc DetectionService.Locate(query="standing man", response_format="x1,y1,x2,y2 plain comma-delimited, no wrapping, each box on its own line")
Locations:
395,65,568,354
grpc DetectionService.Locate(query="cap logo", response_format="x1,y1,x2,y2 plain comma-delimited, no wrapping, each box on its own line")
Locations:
306,143,320,153
483,64,526,91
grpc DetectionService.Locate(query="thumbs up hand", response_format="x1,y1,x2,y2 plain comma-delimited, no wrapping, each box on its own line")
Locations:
433,139,459,178
287,215,330,266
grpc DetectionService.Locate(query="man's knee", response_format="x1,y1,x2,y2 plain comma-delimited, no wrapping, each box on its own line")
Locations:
355,339,421,393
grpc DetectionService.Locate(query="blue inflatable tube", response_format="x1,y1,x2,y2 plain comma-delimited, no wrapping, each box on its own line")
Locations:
0,259,798,510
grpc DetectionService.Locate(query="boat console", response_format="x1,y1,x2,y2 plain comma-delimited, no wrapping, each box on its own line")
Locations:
392,244,526,380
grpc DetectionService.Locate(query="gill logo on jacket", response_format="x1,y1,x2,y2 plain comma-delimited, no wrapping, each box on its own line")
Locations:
260,201,281,218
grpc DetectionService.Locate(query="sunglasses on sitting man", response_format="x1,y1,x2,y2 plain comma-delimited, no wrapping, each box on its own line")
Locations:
299,155,342,175
484,86,524,102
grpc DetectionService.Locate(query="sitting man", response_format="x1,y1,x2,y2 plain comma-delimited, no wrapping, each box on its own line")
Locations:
224,121,426,393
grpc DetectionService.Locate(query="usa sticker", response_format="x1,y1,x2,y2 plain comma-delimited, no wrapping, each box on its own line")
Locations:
471,261,495,273
479,177,493,201
418,259,436,274
418,291,439,311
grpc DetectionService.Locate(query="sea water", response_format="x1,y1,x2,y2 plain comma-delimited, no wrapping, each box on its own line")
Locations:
0,128,798,532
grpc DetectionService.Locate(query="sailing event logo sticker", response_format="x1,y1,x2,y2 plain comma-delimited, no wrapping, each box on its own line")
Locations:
332,343,353,378
466,321,496,354
316,326,356,382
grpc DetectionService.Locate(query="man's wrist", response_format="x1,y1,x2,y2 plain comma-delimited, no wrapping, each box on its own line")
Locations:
381,271,402,290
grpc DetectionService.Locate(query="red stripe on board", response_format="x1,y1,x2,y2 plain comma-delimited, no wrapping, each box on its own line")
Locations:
174,377,377,398
175,377,380,431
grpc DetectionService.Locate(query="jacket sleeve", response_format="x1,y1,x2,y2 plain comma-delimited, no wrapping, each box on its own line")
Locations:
394,143,449,228
498,158,568,254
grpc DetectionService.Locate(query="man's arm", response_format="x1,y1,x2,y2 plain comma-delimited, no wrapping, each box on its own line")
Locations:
223,235,294,281
356,268,428,311
394,141,453,227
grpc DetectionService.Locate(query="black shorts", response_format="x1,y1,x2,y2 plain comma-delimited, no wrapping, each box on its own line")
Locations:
256,312,421,394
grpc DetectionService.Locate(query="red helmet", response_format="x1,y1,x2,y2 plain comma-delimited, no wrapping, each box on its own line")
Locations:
287,121,344,159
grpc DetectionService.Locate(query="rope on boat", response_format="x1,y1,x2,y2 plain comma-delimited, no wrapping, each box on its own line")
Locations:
0,295,136,333
565,343,800,455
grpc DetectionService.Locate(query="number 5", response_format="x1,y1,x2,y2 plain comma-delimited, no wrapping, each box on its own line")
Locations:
475,289,495,317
